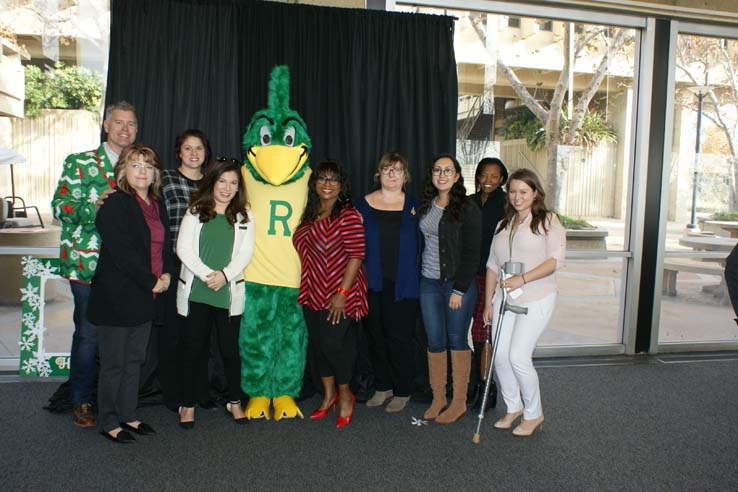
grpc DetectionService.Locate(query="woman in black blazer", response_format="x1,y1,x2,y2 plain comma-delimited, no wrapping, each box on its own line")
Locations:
88,143,175,443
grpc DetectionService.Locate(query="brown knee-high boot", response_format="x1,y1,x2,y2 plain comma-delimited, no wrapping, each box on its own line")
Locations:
436,350,471,424
423,351,447,420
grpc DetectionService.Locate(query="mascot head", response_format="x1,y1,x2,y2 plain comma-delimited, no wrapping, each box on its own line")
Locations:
242,66,311,186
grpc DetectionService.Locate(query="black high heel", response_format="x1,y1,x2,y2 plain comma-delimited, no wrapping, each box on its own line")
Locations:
226,401,248,425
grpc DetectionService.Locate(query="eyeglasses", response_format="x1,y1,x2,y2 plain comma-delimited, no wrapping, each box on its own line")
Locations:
129,163,155,172
432,167,456,177
316,176,340,185
216,156,241,165
380,167,404,176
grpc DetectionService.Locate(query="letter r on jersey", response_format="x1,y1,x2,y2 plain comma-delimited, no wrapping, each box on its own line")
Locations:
268,200,293,236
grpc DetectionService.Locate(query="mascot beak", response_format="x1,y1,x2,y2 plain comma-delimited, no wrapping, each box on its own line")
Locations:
247,145,308,186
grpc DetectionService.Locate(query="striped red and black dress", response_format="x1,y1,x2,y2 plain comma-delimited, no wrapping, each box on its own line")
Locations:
293,205,368,320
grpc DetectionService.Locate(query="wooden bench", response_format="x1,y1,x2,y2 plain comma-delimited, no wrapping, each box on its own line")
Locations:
662,259,725,297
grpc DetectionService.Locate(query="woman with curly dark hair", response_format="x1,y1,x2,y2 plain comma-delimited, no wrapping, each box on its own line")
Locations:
176,158,255,428
418,154,481,425
293,161,368,428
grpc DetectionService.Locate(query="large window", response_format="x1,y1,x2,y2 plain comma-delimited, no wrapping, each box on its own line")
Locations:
656,29,738,346
398,4,642,351
0,1,110,366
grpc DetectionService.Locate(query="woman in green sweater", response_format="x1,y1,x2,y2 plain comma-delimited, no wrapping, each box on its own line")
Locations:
175,158,255,428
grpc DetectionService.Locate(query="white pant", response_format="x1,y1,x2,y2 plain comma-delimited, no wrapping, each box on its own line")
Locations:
492,293,556,420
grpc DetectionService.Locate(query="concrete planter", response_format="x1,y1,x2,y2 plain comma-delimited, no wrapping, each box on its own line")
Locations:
566,228,608,251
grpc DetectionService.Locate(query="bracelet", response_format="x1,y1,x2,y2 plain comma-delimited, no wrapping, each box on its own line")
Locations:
336,287,349,296
220,270,228,282
522,273,527,284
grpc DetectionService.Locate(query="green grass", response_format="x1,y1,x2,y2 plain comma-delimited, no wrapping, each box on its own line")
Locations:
559,214,595,230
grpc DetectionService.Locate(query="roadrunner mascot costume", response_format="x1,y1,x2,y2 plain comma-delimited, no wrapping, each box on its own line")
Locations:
239,66,311,420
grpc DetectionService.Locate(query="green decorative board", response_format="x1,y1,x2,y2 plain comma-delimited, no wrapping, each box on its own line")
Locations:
18,256,70,377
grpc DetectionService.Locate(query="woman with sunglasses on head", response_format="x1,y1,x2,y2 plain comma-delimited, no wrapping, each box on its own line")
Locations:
355,151,420,413
483,168,565,437
88,144,175,443
293,161,368,428
468,157,508,412
418,154,481,425
176,158,254,428
159,129,213,412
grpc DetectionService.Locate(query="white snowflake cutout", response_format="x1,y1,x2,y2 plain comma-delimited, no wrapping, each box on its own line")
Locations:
21,256,41,279
19,336,35,351
20,283,41,309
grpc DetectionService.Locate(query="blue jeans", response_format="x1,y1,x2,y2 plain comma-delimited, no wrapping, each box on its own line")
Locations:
69,281,98,405
419,276,478,353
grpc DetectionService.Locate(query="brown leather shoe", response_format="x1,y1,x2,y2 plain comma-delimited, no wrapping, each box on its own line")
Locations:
73,403,96,428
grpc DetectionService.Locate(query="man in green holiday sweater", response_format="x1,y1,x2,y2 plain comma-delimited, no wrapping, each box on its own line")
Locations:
51,101,138,428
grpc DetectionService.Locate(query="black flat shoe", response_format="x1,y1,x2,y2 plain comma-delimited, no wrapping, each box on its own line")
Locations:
100,429,135,444
121,422,157,436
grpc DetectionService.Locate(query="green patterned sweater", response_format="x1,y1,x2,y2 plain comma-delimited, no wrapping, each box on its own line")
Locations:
51,143,116,283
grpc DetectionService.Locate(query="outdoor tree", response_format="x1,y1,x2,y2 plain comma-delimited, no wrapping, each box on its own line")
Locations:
675,35,738,210
469,15,629,210
24,62,103,117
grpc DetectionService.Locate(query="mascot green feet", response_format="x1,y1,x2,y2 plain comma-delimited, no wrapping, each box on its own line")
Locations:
239,282,308,421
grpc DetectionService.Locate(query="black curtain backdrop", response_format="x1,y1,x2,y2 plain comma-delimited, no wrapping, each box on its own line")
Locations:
105,0,457,198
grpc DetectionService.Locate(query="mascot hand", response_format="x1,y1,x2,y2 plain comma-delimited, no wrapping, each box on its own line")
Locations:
245,396,271,420
272,395,304,421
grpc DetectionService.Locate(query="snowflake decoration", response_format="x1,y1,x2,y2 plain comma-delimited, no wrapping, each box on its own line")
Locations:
88,166,99,177
23,321,43,340
37,261,58,279
19,257,70,379
72,188,82,199
38,361,52,377
22,312,36,327
22,256,42,279
21,358,37,375
19,336,35,351
20,283,41,309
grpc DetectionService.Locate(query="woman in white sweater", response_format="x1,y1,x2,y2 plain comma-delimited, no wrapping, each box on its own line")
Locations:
176,158,255,428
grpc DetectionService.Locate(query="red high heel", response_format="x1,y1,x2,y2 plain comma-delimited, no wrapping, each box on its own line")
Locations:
336,394,355,429
309,393,339,420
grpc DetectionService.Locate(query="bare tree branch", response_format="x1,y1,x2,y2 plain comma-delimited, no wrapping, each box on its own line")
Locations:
469,14,549,121
566,29,627,144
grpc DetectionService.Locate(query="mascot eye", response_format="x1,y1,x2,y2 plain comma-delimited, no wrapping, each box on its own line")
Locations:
259,126,272,145
283,127,295,147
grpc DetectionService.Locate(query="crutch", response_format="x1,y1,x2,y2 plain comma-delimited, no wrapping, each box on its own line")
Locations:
472,261,528,444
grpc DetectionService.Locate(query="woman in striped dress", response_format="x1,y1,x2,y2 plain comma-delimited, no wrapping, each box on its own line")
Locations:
293,160,368,428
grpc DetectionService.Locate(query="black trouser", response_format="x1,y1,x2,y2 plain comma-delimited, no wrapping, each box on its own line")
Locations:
157,261,211,409
180,302,243,405
97,322,151,433
303,306,356,385
364,280,418,397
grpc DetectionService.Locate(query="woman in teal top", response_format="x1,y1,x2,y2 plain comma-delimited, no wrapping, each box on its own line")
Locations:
176,158,255,428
